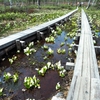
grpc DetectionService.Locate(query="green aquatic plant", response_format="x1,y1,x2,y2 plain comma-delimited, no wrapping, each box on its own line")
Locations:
69,43,75,48
36,61,66,78
9,58,13,64
67,32,76,38
24,47,36,56
51,30,57,37
28,42,34,48
55,61,64,70
47,48,54,55
56,26,62,35
54,61,61,69
13,55,17,60
3,72,19,83
60,42,65,47
56,82,61,90
64,36,68,41
61,49,66,54
24,77,34,89
0,88,3,96
57,48,66,54
9,55,17,64
42,44,48,50
30,48,37,53
59,69,66,77
33,75,40,88
3,72,11,81
54,61,66,77
17,50,20,53
24,47,32,56
36,66,48,76
43,56,48,60
24,42,36,56
13,73,19,83
93,40,96,45
46,62,51,69
45,36,55,43
24,75,40,89
36,62,52,76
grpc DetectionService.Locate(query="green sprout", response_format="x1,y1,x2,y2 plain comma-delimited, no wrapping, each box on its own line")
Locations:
3,72,11,81
37,66,48,76
13,73,19,83
0,88,3,96
33,75,40,88
56,82,61,90
93,40,96,45
47,48,54,55
24,75,40,89
46,62,51,69
30,48,37,53
45,36,55,43
42,45,48,50
17,50,20,53
36,61,66,77
13,56,17,60
43,56,48,60
36,62,55,76
28,42,34,48
8,55,17,64
51,30,57,37
59,69,66,77
24,47,36,56
57,48,66,54
24,47,31,56
9,58,13,64
56,26,62,35
24,77,34,89
24,42,36,56
57,48,61,54
61,49,66,54
55,61,64,70
54,61,66,77
60,42,65,47
64,37,68,41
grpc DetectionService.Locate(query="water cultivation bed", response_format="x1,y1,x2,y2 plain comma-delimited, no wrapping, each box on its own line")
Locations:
0,15,79,100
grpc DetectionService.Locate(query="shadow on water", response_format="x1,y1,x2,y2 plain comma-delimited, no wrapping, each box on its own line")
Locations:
0,31,74,100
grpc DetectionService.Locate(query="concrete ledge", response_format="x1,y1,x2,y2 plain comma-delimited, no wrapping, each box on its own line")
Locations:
66,62,75,70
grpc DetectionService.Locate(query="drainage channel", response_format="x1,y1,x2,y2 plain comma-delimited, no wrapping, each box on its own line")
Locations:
0,8,78,60
0,9,79,100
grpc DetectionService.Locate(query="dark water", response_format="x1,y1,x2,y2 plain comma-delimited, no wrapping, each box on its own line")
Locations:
34,31,74,65
95,32,100,55
95,32,100,65
0,31,74,100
